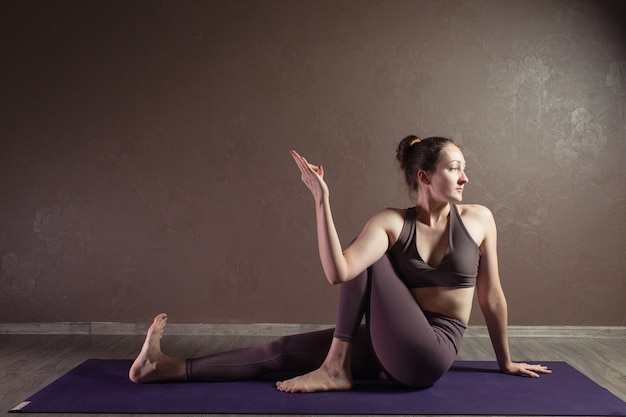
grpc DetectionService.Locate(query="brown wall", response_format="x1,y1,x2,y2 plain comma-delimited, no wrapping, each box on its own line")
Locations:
1,0,624,326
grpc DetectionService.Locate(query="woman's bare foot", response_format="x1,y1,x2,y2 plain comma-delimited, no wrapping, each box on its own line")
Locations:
128,313,186,383
276,337,354,393
276,364,353,393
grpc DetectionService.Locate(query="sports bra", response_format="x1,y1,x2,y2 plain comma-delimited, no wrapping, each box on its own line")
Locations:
387,204,480,288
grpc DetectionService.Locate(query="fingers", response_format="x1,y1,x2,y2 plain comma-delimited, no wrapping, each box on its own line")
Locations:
290,150,306,171
533,364,552,375
524,368,540,378
520,363,552,378
290,150,309,172
505,362,552,379
290,150,323,177
290,150,329,200
290,150,303,166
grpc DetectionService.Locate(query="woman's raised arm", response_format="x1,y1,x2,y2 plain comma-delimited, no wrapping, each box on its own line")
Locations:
291,150,389,285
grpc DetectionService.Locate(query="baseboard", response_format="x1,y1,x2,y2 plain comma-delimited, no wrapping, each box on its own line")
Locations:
0,322,624,338
0,322,334,336
467,325,625,338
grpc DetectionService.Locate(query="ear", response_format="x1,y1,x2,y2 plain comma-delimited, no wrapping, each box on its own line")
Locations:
417,169,431,185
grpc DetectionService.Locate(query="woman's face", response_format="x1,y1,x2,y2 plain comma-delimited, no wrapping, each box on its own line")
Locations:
426,144,468,203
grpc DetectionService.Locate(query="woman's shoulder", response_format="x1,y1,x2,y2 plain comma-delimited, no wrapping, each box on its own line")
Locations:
456,203,494,221
455,204,496,244
364,207,408,237
368,207,408,224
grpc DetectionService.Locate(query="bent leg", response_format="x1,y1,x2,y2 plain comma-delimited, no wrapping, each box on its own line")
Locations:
276,267,382,392
366,256,465,387
333,267,368,342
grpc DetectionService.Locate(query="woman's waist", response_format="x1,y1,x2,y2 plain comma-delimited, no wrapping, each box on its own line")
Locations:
411,286,474,325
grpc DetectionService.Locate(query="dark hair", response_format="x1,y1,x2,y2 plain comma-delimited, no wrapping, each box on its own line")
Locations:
396,135,457,192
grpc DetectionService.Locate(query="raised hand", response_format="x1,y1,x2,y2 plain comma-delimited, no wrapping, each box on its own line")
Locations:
291,150,329,203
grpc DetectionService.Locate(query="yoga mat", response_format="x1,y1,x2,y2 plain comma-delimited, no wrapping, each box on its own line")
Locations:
11,359,626,415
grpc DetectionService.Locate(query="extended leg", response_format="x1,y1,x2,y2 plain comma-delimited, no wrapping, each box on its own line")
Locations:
129,313,186,383
188,325,377,385
130,316,378,384
186,328,334,381
130,267,378,386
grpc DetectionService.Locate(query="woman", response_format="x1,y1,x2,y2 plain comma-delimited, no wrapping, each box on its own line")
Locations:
129,136,551,392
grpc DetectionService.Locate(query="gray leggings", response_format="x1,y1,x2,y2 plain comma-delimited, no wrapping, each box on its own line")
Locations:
186,255,466,388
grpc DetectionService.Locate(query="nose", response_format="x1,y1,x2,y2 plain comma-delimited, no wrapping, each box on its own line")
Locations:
460,170,469,184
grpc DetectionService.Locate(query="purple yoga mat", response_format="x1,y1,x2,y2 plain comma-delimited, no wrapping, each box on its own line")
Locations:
11,359,626,415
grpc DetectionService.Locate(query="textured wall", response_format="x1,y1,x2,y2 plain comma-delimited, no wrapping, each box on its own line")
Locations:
1,0,624,325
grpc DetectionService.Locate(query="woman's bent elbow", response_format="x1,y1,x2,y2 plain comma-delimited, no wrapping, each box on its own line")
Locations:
326,276,343,286
331,274,356,285
326,272,349,286
322,265,348,285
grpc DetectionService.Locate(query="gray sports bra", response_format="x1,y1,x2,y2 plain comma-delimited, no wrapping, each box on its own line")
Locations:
387,204,480,288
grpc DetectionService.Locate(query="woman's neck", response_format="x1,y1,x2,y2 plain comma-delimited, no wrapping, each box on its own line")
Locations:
414,195,450,227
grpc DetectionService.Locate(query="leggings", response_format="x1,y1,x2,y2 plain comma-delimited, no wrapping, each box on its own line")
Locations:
186,255,466,388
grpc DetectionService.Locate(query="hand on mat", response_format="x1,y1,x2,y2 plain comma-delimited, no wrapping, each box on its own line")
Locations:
503,362,552,378
291,150,329,202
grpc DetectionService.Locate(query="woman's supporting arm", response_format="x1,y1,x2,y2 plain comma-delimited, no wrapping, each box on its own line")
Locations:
475,206,551,378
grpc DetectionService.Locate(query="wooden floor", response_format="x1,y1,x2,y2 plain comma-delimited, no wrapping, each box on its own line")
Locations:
1,331,624,417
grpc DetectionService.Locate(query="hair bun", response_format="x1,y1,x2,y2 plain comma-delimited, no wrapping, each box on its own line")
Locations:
409,137,421,146
396,135,456,193
396,135,419,167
